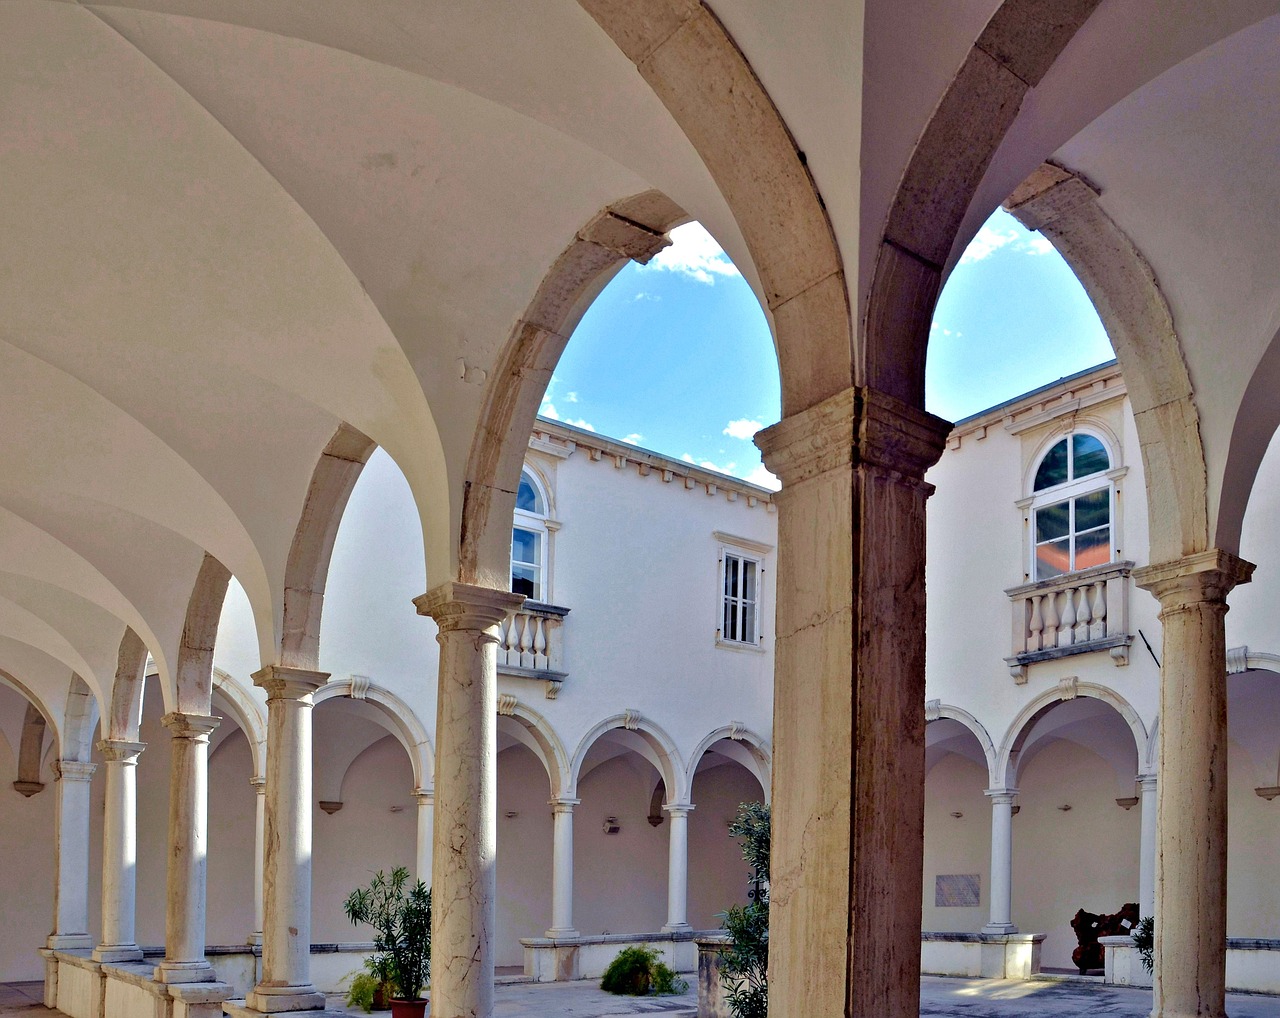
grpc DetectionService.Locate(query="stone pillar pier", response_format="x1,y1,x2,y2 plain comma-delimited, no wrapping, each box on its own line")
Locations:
414,787,434,885
546,798,579,936
48,760,97,950
414,582,523,1018
155,713,219,983
982,789,1018,935
250,776,266,946
662,804,693,933
94,740,146,962
755,386,948,1018
247,666,329,1013
1138,773,1157,920
1135,550,1253,1018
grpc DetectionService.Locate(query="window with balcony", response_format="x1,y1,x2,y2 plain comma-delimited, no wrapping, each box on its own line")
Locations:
1031,433,1112,581
511,469,547,600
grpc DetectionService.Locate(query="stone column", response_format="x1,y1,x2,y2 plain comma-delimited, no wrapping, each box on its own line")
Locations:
249,776,266,946
414,788,434,886
1138,773,1157,920
1134,550,1253,1018
48,760,97,950
662,804,693,933
94,740,146,962
546,798,579,937
247,666,329,1013
155,712,219,983
755,386,948,1018
982,789,1018,935
414,582,523,1018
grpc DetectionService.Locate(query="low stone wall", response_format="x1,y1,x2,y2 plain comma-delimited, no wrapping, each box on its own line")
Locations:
1102,935,1280,995
695,936,729,1018
520,930,703,983
920,932,1044,979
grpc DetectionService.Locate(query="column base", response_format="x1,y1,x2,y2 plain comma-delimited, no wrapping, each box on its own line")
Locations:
154,960,218,984
661,923,692,935
245,985,326,1012
246,933,263,947
47,934,94,951
543,927,579,939
93,944,144,963
982,923,1019,935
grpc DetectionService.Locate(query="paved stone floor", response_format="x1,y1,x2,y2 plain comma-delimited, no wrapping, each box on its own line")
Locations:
5,977,1280,1018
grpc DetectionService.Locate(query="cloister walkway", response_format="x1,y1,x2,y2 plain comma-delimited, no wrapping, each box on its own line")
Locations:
6,978,1280,1018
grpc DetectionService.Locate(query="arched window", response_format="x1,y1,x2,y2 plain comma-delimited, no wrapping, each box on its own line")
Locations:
1031,433,1112,580
511,469,548,600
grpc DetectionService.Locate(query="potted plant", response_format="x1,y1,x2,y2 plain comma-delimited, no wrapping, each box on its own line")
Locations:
343,867,432,1018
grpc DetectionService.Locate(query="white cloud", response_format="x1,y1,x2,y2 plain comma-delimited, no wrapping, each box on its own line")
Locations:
960,223,1056,265
566,391,579,403
630,291,661,302
1025,234,1054,256
959,224,1020,265
640,222,742,285
723,418,763,440
622,433,643,445
744,464,781,491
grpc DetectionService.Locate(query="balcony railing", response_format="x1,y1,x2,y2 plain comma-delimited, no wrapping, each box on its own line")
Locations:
1004,561,1133,682
497,601,570,698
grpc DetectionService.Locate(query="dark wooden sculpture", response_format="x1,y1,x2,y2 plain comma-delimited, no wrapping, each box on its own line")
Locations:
1070,902,1140,973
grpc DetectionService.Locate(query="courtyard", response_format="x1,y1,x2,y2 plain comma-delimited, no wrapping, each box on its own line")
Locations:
6,978,1280,1018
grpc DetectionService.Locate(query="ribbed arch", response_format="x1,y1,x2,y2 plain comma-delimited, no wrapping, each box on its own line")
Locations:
926,703,998,786
684,725,771,802
569,711,685,804
313,679,433,790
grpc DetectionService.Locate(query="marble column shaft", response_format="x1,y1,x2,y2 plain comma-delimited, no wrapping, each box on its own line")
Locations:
982,789,1018,934
250,776,266,947
1138,773,1157,920
1135,550,1253,1018
248,666,328,1013
49,759,97,950
547,798,579,936
755,386,948,1018
155,712,219,984
415,788,434,886
414,582,523,1018
662,804,693,932
95,740,146,962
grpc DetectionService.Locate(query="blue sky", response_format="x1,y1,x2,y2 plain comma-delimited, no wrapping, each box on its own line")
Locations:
545,209,1114,489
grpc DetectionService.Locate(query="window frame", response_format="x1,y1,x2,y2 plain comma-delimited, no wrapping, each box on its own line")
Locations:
714,531,772,651
511,467,553,602
1027,432,1117,582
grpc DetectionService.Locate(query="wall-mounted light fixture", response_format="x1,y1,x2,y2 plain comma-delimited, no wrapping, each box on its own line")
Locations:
603,816,621,835
1256,786,1280,801
1115,797,1139,811
504,810,519,819
318,801,343,815
950,811,963,819
1057,804,1072,812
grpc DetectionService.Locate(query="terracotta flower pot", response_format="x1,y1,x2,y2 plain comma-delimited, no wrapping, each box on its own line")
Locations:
390,998,428,1018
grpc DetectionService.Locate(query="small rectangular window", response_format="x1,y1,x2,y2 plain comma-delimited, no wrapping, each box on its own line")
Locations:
511,526,542,599
721,551,760,646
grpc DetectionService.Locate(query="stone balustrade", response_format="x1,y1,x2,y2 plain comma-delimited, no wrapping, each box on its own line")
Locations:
497,602,570,696
1004,562,1134,681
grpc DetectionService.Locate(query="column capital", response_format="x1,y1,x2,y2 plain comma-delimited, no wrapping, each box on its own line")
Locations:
161,712,220,740
1133,549,1255,608
413,581,525,632
252,664,330,700
984,788,1019,805
661,802,694,817
1138,773,1158,792
96,740,146,764
249,775,266,792
414,787,434,806
754,385,949,487
53,759,97,782
549,797,580,813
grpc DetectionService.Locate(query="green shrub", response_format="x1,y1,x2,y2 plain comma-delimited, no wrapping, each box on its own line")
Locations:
343,868,432,1002
600,946,688,995
718,802,770,1018
344,971,379,1013
1134,915,1154,974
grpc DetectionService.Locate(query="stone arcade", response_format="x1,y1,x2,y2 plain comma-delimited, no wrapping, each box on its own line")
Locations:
4,4,1280,1018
